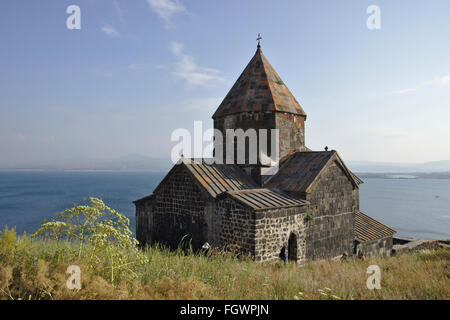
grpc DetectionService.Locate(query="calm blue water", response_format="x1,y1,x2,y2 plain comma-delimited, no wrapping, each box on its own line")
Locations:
0,171,164,235
359,178,450,240
0,172,449,240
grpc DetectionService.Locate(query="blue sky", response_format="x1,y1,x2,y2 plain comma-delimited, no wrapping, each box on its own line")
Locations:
1,0,450,166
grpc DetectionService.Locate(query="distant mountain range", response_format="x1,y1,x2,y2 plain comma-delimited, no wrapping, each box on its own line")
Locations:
0,154,173,172
1,155,450,174
346,160,450,173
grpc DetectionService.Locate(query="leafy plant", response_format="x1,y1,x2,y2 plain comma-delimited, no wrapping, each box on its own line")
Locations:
32,198,148,283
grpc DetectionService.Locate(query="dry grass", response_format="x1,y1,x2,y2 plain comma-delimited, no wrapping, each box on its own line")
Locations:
0,227,448,300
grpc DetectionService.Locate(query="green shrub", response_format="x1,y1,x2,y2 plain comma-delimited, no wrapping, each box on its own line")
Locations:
32,198,148,283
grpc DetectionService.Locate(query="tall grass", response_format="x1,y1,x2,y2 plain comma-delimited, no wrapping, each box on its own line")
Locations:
0,226,448,300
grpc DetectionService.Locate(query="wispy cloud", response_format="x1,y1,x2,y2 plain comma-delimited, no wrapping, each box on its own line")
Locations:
126,62,154,72
147,0,187,27
394,88,418,95
394,74,450,95
50,106,77,114
128,63,143,71
181,97,223,112
430,75,450,87
113,0,125,24
11,133,56,144
370,127,410,138
101,25,121,38
169,42,224,87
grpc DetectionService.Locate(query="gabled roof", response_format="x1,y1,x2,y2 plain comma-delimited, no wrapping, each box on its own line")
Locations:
212,47,306,119
355,211,396,242
153,158,258,199
264,151,363,194
219,188,308,211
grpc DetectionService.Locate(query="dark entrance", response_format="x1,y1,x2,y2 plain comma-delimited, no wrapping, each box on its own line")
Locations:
288,233,298,262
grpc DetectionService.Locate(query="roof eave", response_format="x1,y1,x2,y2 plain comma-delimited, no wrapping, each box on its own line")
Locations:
212,109,307,120
133,194,154,205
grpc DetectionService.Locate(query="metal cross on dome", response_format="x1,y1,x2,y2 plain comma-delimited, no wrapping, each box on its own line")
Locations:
256,33,262,47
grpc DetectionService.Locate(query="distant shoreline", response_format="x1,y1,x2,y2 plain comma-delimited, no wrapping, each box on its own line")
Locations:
1,169,450,179
0,169,167,173
356,172,450,179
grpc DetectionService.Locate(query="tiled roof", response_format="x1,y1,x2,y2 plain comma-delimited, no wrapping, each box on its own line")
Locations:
212,47,306,119
265,151,362,194
222,188,308,211
265,151,335,193
355,211,396,242
181,158,258,198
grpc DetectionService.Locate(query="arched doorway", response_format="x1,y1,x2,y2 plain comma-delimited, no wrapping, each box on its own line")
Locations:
288,233,298,262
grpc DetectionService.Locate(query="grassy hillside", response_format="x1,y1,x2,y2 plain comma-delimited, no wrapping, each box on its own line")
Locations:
1,198,448,300
0,226,448,300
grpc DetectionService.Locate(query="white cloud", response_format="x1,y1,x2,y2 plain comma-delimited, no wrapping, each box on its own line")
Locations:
181,97,223,112
127,62,153,72
14,133,26,142
394,88,418,95
128,63,141,71
394,74,450,95
11,133,56,144
101,25,121,38
113,0,125,24
147,0,186,27
430,75,450,87
169,42,225,87
170,41,184,56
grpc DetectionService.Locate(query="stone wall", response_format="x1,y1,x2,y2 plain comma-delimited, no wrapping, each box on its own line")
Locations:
254,206,307,263
352,188,359,212
214,111,308,185
135,195,154,247
137,166,210,250
214,198,256,254
215,196,307,263
355,237,393,258
275,112,308,160
214,111,276,166
304,161,356,260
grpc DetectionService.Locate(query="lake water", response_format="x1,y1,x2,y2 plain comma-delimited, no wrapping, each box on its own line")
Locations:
359,178,450,239
0,172,449,240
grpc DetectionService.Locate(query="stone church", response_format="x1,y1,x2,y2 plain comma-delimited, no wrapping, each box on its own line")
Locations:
134,43,395,263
